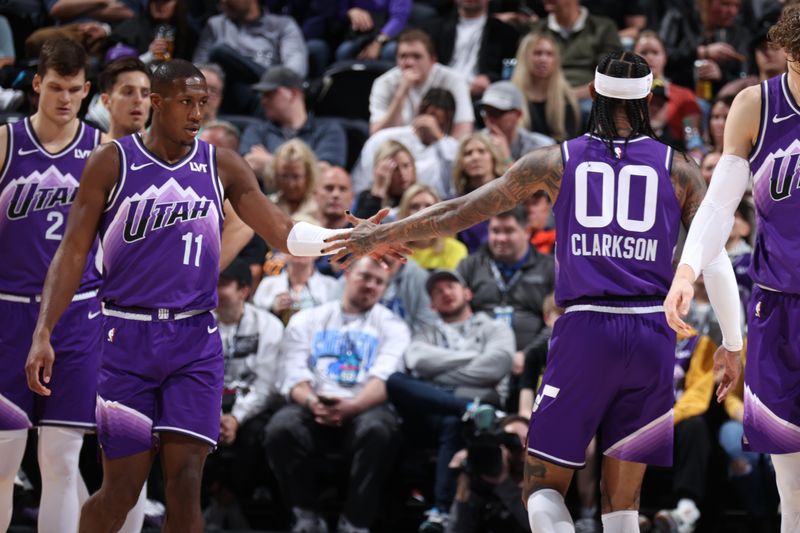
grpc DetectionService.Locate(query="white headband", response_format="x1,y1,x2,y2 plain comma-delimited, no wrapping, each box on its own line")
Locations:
594,70,653,100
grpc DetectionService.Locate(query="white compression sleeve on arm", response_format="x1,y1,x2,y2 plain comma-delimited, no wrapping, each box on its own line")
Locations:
679,154,750,279
286,221,352,257
703,249,743,351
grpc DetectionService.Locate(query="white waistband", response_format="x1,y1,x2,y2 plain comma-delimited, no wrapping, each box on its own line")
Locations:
564,304,664,315
101,304,207,322
0,289,98,304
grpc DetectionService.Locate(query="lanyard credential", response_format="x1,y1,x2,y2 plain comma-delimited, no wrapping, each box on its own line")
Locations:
490,261,524,305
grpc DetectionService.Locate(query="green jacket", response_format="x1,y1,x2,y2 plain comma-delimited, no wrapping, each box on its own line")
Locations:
531,10,621,87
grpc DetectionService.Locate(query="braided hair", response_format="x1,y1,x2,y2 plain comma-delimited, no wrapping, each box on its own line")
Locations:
587,51,658,156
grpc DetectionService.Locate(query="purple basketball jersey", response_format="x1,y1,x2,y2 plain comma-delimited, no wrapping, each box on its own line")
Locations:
98,134,223,310
553,134,681,306
0,118,101,294
749,74,800,293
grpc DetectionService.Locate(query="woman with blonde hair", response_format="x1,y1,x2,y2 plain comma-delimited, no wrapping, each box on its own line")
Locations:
510,32,580,141
397,184,467,270
270,139,320,219
452,133,506,252
353,139,416,221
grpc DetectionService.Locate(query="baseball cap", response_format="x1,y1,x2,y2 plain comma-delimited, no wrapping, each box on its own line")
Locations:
478,81,525,112
219,258,252,287
252,66,303,93
425,269,466,295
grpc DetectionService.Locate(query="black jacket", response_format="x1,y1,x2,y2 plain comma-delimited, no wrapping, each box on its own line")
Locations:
659,0,751,91
424,14,520,82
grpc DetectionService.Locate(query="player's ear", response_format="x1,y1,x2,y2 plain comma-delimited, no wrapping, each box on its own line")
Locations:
100,92,110,109
32,74,41,94
82,80,90,98
150,92,162,112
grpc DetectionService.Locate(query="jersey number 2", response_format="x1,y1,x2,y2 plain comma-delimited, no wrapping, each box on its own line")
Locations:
44,212,64,241
575,162,658,233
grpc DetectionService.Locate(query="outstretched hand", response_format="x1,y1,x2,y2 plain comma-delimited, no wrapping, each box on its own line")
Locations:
321,208,412,269
713,346,741,403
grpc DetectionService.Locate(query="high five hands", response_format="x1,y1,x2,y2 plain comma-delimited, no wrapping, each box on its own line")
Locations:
322,207,411,269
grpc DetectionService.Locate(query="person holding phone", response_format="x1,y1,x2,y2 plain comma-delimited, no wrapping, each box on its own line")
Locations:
265,257,410,533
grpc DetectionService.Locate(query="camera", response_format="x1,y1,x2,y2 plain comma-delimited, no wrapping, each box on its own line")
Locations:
462,407,524,479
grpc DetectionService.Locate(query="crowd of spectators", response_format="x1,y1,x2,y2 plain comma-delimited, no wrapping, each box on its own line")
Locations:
1,0,792,531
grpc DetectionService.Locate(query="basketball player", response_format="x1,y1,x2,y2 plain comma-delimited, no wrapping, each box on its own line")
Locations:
23,59,403,532
95,55,154,533
98,57,151,144
324,50,743,532
0,38,101,532
665,7,800,531
97,57,251,271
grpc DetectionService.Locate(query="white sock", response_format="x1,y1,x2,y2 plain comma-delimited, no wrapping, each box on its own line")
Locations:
0,429,28,532
37,426,84,533
527,488,574,533
601,510,638,532
772,452,800,533
117,482,147,533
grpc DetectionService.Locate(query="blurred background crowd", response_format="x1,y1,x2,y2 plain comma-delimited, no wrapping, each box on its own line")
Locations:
2,0,793,531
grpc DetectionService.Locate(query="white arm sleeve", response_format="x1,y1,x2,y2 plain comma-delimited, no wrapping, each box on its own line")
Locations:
679,154,750,278
286,221,351,257
703,249,744,351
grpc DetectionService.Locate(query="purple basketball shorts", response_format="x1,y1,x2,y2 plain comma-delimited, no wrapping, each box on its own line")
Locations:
743,285,800,454
0,294,100,430
96,309,223,459
527,302,675,468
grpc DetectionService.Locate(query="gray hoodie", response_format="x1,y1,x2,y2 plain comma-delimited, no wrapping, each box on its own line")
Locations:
404,312,514,402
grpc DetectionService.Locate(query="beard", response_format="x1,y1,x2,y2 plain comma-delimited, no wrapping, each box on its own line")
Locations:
437,301,469,321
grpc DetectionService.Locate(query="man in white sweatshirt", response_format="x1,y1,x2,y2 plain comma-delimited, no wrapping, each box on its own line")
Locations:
265,257,410,533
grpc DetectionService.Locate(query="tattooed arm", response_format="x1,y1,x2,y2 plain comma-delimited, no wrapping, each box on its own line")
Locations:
670,150,707,230
327,145,563,261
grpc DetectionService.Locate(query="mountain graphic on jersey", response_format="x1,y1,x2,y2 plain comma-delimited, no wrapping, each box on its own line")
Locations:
752,138,800,213
0,164,79,230
102,177,220,265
